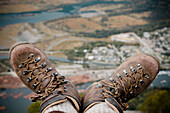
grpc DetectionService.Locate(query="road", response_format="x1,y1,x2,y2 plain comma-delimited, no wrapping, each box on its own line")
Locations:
0,71,17,77
45,37,93,51
133,33,162,61
111,45,125,61
0,62,12,71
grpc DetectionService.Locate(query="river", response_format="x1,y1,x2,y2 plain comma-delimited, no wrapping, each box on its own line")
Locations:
0,54,115,67
0,1,129,27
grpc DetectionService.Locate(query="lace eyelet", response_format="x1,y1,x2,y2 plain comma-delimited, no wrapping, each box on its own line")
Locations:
59,76,65,80
97,84,103,88
34,56,41,63
117,73,122,79
27,54,34,59
27,77,32,82
37,90,41,94
45,67,52,72
64,89,67,92
139,80,145,85
123,70,128,77
100,89,104,93
110,77,116,83
51,72,58,77
130,66,137,73
33,83,37,89
135,85,139,91
40,62,46,68
144,74,149,79
63,85,67,89
63,79,69,83
19,63,24,68
23,70,29,75
130,92,134,96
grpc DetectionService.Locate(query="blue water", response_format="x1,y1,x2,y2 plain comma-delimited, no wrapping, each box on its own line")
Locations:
0,12,70,27
0,54,115,66
0,88,32,113
151,73,170,88
0,1,129,27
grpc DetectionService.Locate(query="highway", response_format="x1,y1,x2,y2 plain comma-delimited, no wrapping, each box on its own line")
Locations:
45,37,92,51
133,33,162,61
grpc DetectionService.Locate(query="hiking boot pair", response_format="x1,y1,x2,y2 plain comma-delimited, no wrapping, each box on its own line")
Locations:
10,43,160,113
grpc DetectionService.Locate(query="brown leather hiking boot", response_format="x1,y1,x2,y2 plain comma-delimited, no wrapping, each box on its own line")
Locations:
81,54,160,113
10,43,80,113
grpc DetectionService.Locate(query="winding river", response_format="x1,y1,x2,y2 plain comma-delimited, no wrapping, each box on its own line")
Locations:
0,1,130,27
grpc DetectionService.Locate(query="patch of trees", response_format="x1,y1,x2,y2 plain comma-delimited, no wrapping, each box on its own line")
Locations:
135,0,170,22
128,88,170,112
27,101,41,113
75,0,170,38
108,0,170,21
139,89,170,113
76,20,170,38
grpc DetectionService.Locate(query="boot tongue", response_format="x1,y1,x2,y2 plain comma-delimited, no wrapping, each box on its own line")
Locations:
41,77,51,89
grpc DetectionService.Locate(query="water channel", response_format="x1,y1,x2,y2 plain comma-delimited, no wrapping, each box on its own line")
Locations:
0,1,129,27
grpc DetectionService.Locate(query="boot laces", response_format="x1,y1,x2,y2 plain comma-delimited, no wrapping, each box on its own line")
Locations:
97,64,149,109
19,54,68,101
